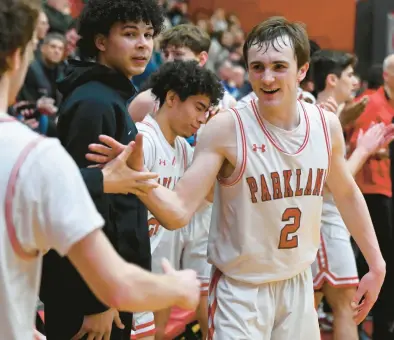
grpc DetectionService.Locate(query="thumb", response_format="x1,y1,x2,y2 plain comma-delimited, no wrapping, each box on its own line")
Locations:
161,258,176,274
113,311,125,329
117,141,135,163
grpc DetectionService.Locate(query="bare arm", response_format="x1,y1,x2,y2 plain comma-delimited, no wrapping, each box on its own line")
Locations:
67,229,197,312
326,112,385,271
128,89,157,123
347,123,393,176
137,112,234,229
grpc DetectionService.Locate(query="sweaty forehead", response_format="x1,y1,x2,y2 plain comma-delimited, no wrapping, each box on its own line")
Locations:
247,35,296,64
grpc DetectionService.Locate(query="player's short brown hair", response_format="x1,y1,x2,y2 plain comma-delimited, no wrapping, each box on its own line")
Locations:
0,0,41,76
160,24,211,55
243,16,310,69
311,50,357,94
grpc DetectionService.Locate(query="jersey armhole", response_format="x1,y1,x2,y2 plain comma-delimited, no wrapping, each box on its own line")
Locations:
217,108,247,186
5,136,44,260
316,105,332,186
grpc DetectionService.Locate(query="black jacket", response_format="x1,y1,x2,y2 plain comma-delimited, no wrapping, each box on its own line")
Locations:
40,60,151,332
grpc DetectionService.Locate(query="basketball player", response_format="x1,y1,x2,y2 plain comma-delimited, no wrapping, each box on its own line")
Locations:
128,24,236,125
0,1,201,339
87,17,385,339
310,50,394,340
128,24,231,339
123,60,221,340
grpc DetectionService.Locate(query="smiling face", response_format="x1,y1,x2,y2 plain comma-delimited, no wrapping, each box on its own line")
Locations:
167,92,210,138
247,35,308,111
96,21,154,78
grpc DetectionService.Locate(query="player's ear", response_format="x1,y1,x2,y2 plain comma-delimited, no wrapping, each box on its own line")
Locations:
165,90,177,108
94,34,107,52
297,62,309,83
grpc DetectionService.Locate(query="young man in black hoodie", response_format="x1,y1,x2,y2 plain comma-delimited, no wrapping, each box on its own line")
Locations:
40,1,168,339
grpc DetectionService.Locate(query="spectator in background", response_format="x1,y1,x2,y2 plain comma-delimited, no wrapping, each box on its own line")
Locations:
36,11,50,51
349,53,394,340
358,64,384,98
19,33,66,106
44,0,74,35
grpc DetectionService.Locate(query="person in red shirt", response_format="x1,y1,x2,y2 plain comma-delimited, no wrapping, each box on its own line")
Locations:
349,53,394,340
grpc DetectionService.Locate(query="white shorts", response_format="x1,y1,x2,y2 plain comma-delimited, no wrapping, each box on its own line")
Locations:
208,267,320,340
131,203,212,339
311,224,359,290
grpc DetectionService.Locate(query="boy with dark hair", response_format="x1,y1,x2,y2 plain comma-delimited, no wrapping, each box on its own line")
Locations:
40,1,182,339
130,60,222,340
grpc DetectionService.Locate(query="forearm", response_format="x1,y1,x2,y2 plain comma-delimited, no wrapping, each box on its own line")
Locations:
115,264,181,312
336,186,385,271
347,147,369,177
138,185,189,230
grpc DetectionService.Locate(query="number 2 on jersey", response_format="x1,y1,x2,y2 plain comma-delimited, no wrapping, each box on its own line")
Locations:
278,207,301,249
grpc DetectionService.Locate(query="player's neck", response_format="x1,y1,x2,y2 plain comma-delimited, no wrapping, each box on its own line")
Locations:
155,109,177,147
257,99,299,131
0,76,10,113
317,89,343,106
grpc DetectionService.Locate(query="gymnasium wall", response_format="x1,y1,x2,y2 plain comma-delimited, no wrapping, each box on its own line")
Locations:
188,0,356,52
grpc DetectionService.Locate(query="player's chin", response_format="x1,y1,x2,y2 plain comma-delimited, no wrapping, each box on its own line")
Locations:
128,64,148,77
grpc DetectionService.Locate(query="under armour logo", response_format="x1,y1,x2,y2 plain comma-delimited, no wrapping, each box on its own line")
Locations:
252,144,266,152
159,159,167,166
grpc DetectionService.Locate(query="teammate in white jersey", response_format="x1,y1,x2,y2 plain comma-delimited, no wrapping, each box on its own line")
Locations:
126,60,222,340
128,24,236,125
310,50,394,339
87,17,385,339
0,2,201,339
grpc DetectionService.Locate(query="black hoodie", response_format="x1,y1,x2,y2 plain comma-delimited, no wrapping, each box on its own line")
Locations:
40,60,150,338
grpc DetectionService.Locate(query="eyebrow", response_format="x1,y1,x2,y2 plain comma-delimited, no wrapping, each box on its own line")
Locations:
197,101,209,110
122,24,154,31
250,60,289,65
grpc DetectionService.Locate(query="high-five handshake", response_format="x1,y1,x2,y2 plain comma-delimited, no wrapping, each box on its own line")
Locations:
86,134,202,310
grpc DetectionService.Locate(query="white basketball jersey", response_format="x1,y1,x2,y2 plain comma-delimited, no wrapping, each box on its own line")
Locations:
208,100,331,284
137,115,192,252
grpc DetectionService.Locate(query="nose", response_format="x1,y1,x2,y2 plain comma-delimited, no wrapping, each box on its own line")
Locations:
261,69,275,85
165,54,174,62
136,35,149,49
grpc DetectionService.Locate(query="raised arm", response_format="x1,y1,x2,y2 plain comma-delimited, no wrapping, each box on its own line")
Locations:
136,111,235,229
325,111,385,324
128,89,157,123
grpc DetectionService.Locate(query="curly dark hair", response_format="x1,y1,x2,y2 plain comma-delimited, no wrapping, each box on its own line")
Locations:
143,60,224,108
77,0,165,60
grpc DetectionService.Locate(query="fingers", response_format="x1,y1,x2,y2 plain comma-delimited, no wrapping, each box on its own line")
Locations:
71,330,86,340
126,133,145,170
133,171,159,182
88,143,114,157
98,135,124,150
117,142,135,163
352,296,371,325
161,258,176,274
113,311,125,330
86,153,110,164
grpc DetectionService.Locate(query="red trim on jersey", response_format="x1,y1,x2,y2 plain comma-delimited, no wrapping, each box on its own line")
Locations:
316,105,331,188
5,136,44,260
313,234,359,290
0,117,17,123
251,99,310,156
180,140,188,170
208,268,223,340
131,320,156,339
139,121,155,130
217,107,247,186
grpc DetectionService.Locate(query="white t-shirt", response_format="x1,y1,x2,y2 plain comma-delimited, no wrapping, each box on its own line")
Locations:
0,114,104,339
